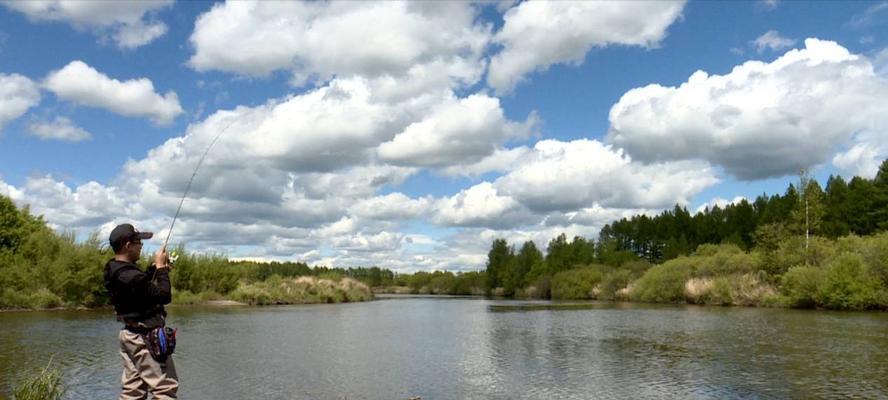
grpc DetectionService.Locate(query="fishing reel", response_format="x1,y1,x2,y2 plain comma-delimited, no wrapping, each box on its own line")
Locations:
168,250,180,266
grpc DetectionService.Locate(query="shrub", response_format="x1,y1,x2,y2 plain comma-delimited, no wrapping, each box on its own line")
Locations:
630,257,693,303
768,236,837,275
599,269,634,301
551,268,603,299
816,253,882,310
841,232,888,287
694,244,761,278
780,265,824,308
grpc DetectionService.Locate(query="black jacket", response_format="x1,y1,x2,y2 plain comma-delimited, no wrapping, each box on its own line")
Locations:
104,259,171,323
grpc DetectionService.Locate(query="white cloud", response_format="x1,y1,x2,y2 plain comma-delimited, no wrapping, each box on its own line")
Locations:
0,179,25,202
112,18,168,49
609,38,888,180
2,0,172,49
757,0,779,11
543,205,654,229
433,182,534,228
488,0,686,93
849,2,888,29
440,146,533,177
694,196,746,214
348,193,430,221
833,143,882,179
752,30,795,53
27,116,91,142
44,60,183,125
0,73,40,131
188,1,490,94
495,139,718,212
8,175,127,229
378,94,537,167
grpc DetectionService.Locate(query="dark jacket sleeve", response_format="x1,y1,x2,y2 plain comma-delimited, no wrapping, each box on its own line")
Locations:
117,264,172,305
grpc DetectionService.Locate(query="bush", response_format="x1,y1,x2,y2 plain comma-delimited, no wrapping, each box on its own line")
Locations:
768,236,837,275
817,253,882,310
839,232,888,287
693,244,761,278
551,267,603,299
630,257,694,303
599,269,634,301
780,265,824,308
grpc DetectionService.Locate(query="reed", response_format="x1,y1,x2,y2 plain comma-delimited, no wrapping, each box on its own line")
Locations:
12,359,65,400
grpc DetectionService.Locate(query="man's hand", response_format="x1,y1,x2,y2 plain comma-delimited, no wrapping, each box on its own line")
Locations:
154,245,170,269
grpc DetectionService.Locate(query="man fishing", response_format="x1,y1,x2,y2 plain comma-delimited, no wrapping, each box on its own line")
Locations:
104,223,178,399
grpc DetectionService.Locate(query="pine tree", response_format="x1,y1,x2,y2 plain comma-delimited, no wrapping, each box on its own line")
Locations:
872,159,888,231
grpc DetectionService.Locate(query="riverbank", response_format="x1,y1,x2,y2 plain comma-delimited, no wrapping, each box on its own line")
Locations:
0,276,373,311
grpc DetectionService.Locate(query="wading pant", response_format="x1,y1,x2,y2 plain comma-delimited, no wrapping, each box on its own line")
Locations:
118,329,179,400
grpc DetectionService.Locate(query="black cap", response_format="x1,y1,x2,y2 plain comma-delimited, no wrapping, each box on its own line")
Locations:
109,223,153,249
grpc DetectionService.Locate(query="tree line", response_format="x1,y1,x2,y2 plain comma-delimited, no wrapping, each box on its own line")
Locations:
599,161,888,264
484,160,888,310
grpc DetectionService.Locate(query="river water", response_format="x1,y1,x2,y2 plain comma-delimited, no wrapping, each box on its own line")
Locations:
1,296,887,399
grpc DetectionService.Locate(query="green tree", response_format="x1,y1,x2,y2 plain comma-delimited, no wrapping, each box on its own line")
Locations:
872,159,888,231
822,175,851,238
510,240,542,289
0,194,46,252
485,238,513,293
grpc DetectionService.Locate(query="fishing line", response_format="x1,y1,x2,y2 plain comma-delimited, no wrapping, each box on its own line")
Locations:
163,117,239,250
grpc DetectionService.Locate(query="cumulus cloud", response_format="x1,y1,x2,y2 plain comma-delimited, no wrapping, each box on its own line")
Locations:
188,1,490,95
348,193,430,221
496,139,718,212
609,38,888,180
0,73,40,131
488,1,686,93
431,139,717,230
440,146,534,177
5,175,127,229
2,0,172,49
433,182,534,229
27,116,91,142
752,30,795,53
378,94,537,167
833,143,883,179
44,60,183,125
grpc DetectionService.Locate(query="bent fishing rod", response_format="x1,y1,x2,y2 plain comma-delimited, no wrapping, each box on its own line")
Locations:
162,118,239,253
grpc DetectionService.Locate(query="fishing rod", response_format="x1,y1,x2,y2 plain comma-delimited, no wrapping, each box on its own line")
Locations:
162,118,239,254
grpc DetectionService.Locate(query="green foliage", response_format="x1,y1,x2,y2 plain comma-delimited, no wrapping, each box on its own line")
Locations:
485,238,513,293
693,244,761,278
817,254,882,310
630,258,694,303
0,195,46,252
13,359,65,400
598,269,634,301
780,266,824,308
550,266,604,300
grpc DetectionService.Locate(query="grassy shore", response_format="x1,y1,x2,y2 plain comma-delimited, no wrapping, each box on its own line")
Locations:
173,276,373,306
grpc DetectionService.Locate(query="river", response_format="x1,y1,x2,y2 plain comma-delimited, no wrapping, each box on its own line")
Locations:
1,296,887,399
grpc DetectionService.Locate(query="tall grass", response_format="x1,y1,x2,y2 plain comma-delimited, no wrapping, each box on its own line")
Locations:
229,276,372,305
13,360,64,400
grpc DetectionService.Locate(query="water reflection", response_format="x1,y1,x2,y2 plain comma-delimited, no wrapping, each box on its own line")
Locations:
1,299,887,399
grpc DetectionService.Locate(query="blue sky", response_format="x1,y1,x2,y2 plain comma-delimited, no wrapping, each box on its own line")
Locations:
1,1,887,271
